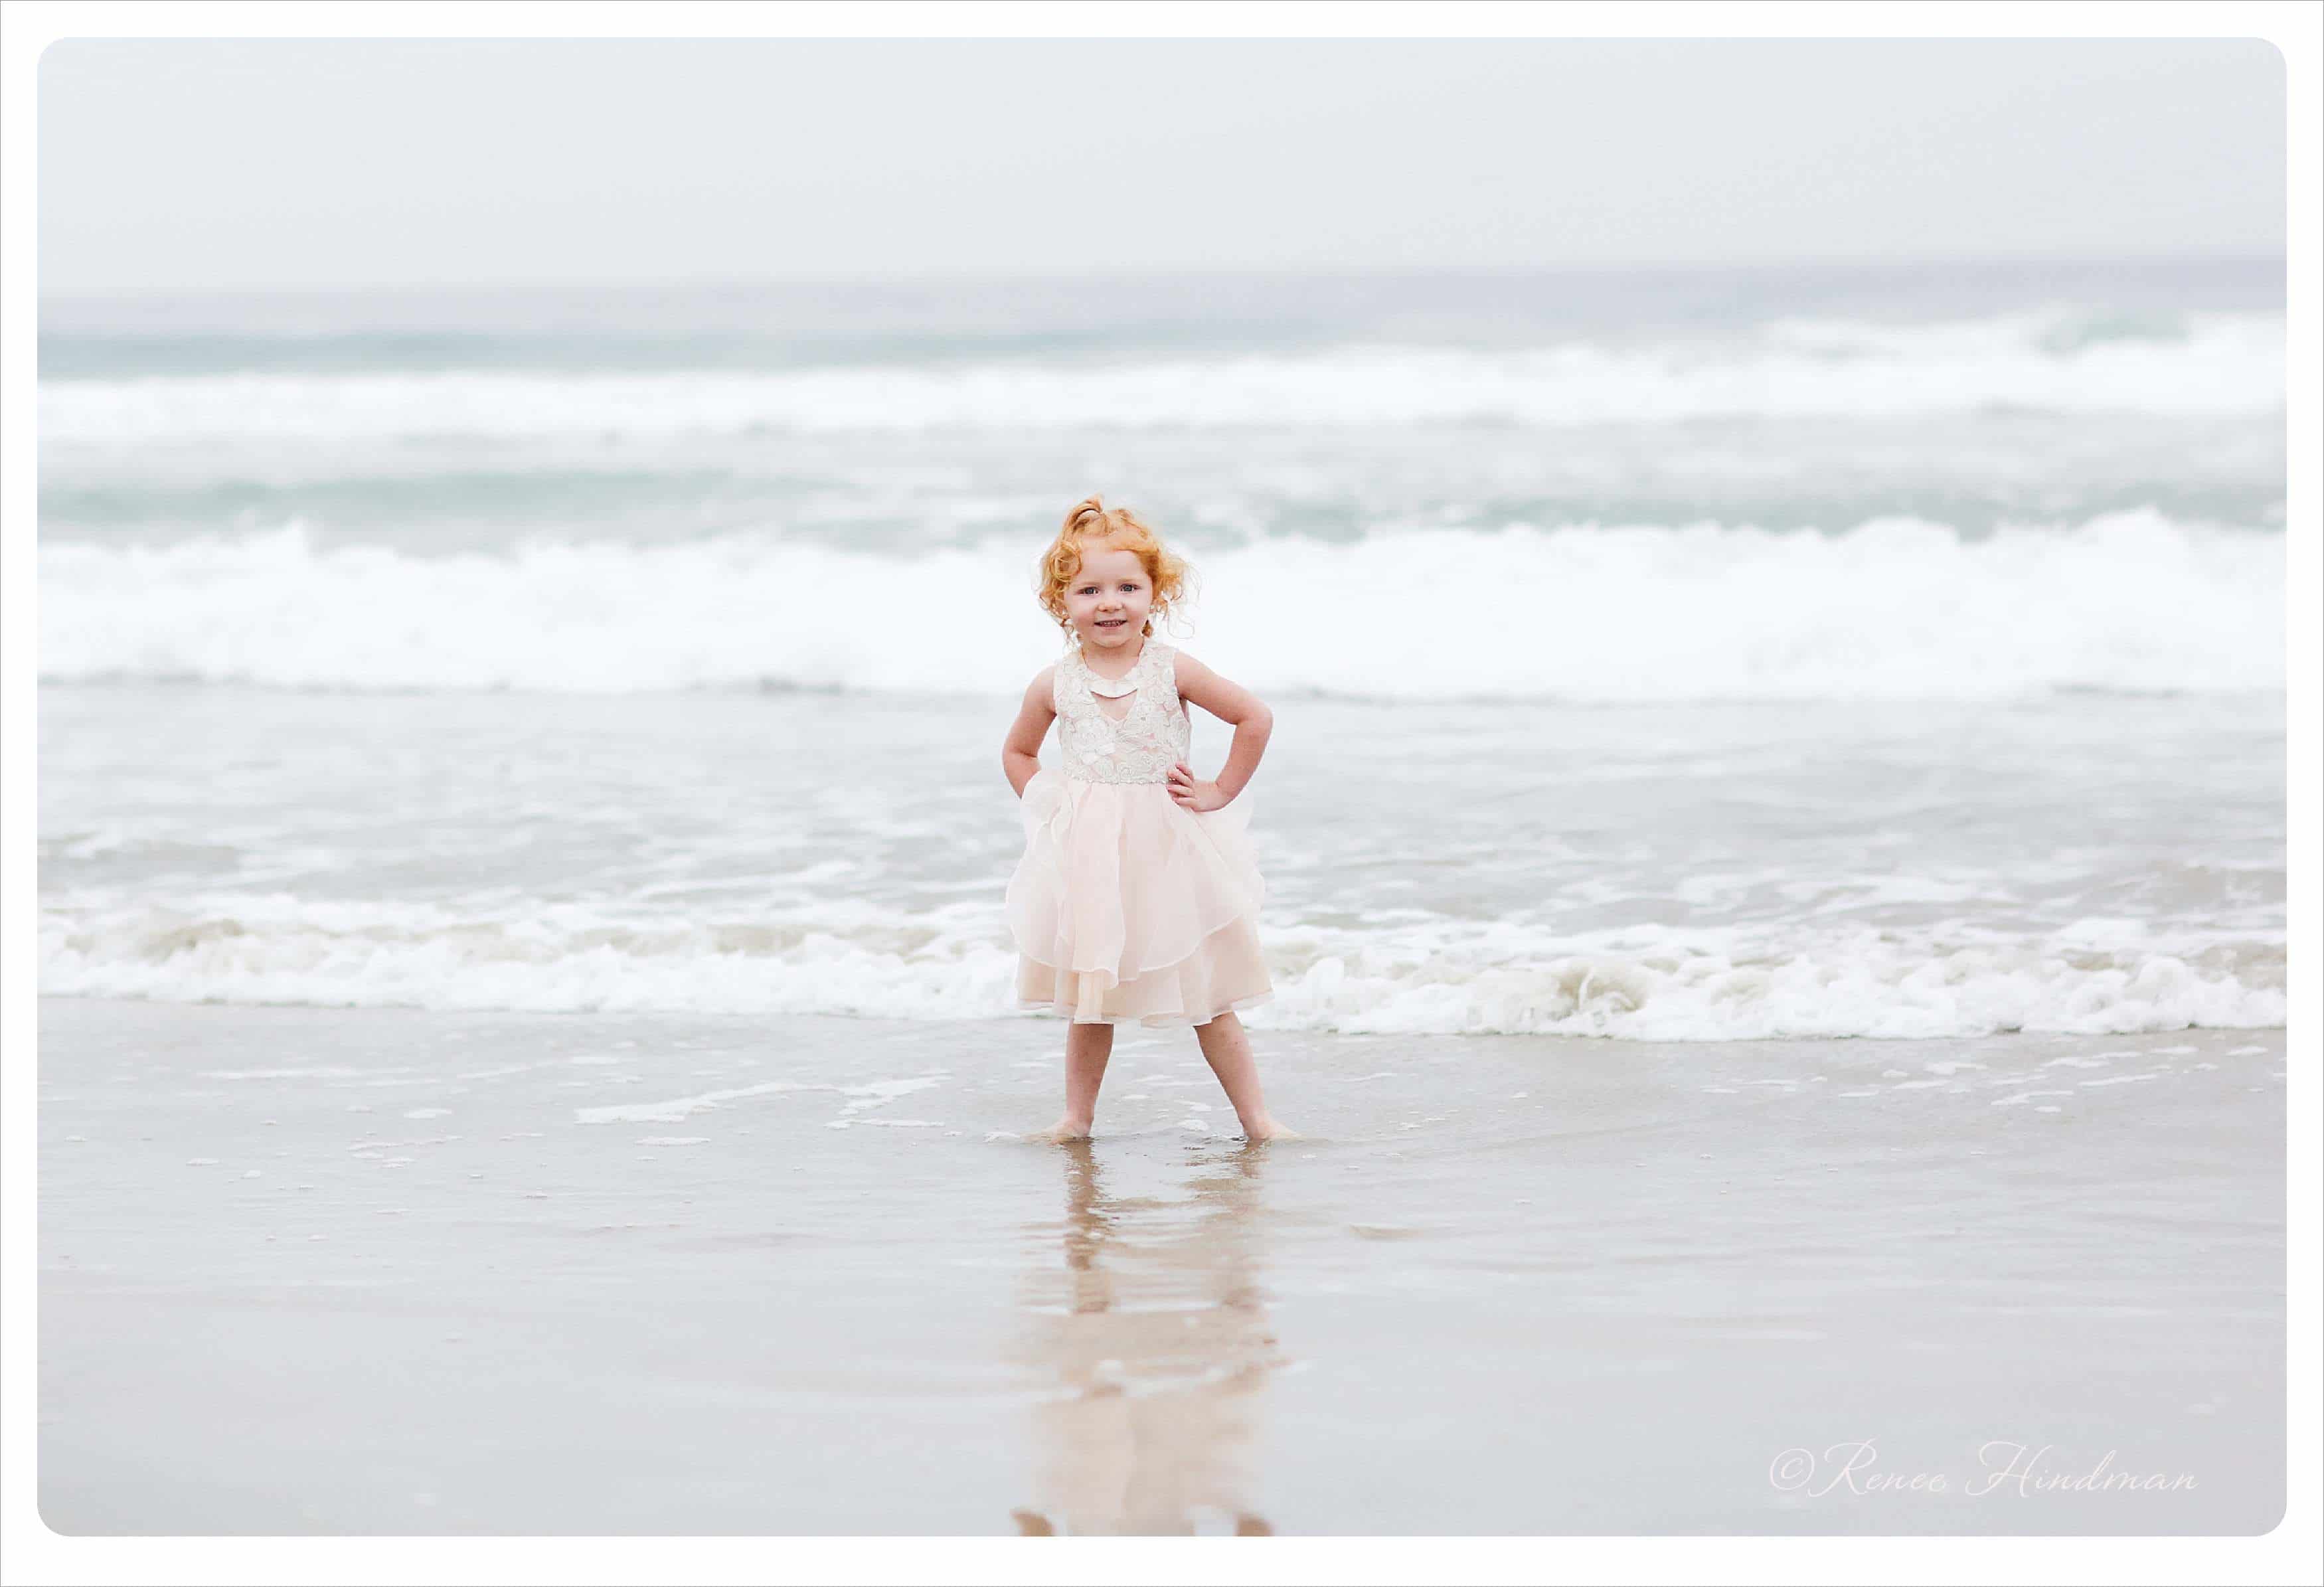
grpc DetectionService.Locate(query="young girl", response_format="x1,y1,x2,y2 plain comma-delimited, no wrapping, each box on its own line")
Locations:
1002,495,1294,1145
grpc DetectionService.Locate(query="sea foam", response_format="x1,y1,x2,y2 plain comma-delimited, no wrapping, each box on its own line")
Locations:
36,892,2283,1040
39,509,2283,699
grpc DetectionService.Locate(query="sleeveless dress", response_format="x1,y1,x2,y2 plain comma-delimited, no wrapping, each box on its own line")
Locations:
1006,636,1274,1026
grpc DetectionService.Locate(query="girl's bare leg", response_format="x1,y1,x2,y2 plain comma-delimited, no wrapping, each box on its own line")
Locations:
1046,1019,1114,1140
1193,1011,1296,1141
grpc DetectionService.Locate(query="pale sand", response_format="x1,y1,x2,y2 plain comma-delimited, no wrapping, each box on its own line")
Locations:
37,997,2284,1535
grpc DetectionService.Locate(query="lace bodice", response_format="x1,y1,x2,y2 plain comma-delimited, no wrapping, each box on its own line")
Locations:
1052,637,1188,785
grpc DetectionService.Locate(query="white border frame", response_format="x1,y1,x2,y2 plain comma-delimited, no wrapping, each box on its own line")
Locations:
4,4,2315,1584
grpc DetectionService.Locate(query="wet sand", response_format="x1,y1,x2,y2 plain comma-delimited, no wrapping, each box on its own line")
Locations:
37,997,2285,1535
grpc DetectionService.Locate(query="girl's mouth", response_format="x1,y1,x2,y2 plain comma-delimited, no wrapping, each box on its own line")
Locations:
1095,619,1125,628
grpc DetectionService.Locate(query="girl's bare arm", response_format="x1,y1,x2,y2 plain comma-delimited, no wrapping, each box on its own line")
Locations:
1001,667,1057,797
1171,651,1274,801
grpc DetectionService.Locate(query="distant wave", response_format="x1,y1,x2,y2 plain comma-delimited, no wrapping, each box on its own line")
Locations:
37,893,2285,1039
38,311,2282,438
39,509,2283,699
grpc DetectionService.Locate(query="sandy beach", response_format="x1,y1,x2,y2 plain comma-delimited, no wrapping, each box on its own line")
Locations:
37,995,2284,1535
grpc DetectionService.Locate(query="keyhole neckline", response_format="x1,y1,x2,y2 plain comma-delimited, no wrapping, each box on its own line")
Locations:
1075,635,1148,693
1070,636,1167,724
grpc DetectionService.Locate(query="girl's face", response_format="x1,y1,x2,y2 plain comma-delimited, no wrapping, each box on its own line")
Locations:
1063,544,1153,652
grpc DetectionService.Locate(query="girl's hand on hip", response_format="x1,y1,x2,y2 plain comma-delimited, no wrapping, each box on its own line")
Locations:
1167,761,1228,813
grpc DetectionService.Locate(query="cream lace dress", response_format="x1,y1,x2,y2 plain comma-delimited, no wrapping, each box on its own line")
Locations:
1006,635,1274,1025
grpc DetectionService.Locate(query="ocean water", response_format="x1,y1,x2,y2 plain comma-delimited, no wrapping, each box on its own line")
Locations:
37,260,2289,1039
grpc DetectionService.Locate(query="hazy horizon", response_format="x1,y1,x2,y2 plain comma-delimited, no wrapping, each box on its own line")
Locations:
37,252,2285,351
37,246,2289,307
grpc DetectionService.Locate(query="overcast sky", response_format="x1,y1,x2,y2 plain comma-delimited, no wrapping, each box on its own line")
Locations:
37,37,2285,299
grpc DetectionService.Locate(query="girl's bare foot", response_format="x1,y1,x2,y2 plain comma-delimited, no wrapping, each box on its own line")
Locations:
1241,1116,1299,1143
1040,1116,1094,1143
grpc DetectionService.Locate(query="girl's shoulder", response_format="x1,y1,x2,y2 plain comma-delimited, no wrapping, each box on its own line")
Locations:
1025,659,1062,712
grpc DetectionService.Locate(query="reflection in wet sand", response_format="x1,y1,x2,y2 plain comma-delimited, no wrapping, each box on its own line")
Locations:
1009,1139,1287,1535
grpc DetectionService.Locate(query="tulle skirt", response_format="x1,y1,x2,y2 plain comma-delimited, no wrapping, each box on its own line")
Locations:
1005,767,1274,1027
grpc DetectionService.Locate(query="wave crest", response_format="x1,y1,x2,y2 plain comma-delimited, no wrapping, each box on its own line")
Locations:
39,509,2283,699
